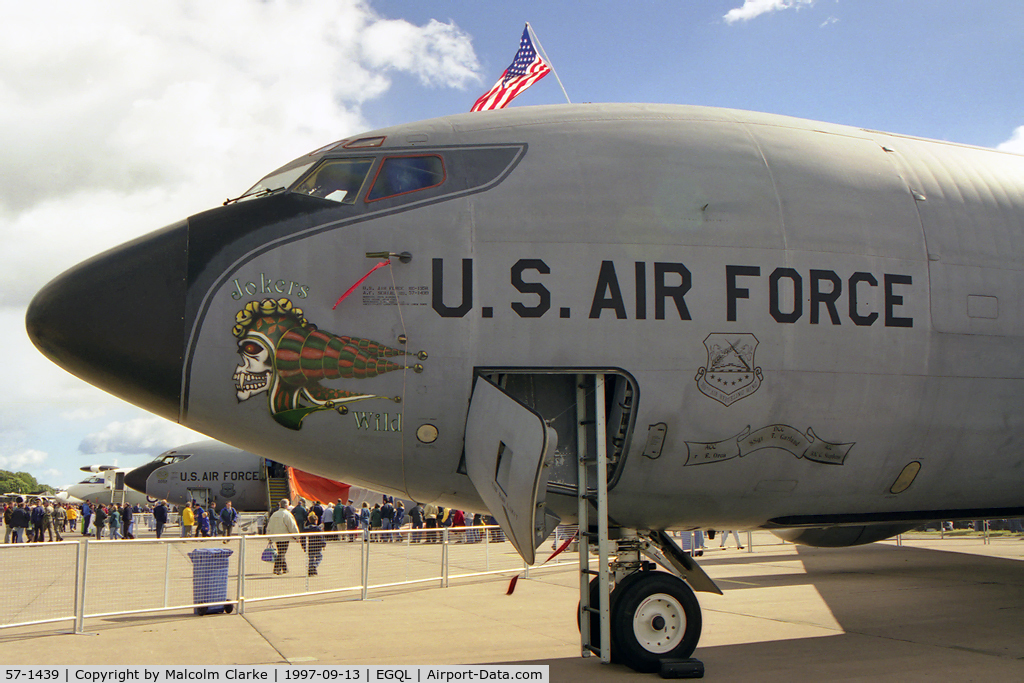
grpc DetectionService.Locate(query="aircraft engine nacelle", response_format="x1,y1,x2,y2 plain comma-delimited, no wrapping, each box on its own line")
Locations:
770,524,919,547
81,465,118,473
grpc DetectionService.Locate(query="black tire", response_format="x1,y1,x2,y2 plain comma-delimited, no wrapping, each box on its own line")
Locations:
224,604,234,614
610,572,702,674
577,577,606,650
195,606,208,616
576,575,641,663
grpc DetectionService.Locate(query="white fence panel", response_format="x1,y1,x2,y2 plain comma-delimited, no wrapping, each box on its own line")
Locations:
242,531,363,605
0,542,79,629
81,538,241,618
365,529,444,590
0,524,583,632
446,526,523,579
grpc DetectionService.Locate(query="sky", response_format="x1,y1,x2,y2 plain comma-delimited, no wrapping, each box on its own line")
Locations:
2,0,1023,489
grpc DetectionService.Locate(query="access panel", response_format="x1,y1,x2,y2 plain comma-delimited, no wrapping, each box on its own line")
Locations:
464,376,560,564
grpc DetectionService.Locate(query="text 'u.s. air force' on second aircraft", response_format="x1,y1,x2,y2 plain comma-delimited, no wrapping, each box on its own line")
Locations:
430,258,914,327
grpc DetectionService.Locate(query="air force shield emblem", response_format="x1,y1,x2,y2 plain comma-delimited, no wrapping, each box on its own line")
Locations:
695,333,763,406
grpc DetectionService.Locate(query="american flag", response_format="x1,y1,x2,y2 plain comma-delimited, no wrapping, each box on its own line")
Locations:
470,25,551,112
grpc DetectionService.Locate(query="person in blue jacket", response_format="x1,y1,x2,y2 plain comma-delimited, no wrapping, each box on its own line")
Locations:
219,501,239,536
304,510,324,576
30,500,45,542
153,501,168,539
198,510,211,537
81,502,92,536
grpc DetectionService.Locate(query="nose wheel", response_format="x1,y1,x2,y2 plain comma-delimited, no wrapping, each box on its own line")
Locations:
611,571,702,673
632,593,685,653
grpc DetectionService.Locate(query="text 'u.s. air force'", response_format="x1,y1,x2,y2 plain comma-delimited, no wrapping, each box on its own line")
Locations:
431,258,913,327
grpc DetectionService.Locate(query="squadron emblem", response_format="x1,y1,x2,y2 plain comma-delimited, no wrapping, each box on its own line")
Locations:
231,298,426,431
695,333,763,406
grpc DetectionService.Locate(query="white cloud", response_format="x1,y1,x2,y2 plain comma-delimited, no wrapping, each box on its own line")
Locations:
2,307,131,411
361,18,481,88
0,1,480,307
0,2,479,486
0,449,48,470
997,126,1024,154
60,407,112,422
724,0,816,24
78,417,202,456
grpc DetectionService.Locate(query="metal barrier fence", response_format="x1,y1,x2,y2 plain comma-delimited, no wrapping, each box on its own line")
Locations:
0,541,80,630
3,524,1018,633
77,536,241,627
0,525,577,633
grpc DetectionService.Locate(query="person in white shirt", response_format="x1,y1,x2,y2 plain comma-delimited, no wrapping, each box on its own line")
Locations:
266,498,301,575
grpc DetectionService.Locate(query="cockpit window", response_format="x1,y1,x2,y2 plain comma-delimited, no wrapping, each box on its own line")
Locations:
292,158,375,204
78,476,104,484
366,155,445,202
235,161,317,202
158,454,190,465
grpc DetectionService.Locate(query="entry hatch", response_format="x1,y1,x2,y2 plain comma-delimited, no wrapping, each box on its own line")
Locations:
464,377,561,564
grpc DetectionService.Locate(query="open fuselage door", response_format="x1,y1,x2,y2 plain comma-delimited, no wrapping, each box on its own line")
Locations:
464,376,561,565
187,488,210,507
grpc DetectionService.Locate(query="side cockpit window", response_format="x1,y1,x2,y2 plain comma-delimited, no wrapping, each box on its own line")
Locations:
367,155,445,202
293,157,375,204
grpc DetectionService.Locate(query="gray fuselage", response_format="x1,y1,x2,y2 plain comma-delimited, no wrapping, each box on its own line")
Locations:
27,104,1024,532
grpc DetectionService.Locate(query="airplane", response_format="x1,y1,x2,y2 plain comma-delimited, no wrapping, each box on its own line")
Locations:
65,465,152,507
124,439,355,512
53,489,85,505
124,440,272,510
25,103,1024,673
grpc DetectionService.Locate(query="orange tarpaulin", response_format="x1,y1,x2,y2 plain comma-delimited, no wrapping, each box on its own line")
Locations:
287,467,351,505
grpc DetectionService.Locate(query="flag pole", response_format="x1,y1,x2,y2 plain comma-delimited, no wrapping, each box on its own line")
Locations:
526,22,571,104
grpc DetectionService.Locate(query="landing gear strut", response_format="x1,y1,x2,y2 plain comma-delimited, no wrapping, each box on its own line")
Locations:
572,375,714,673
579,531,716,674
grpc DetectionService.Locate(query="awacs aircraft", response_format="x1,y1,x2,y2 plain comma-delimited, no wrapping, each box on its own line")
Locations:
66,466,152,507
26,103,1024,673
124,439,355,511
53,489,84,505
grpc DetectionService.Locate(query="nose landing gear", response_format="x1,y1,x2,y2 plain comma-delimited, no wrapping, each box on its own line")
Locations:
611,570,702,673
579,531,718,674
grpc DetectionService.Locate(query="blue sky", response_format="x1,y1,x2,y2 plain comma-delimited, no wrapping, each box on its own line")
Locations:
2,0,1023,489
369,1,1024,148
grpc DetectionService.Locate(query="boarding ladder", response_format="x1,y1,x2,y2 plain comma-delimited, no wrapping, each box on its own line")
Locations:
577,374,612,663
267,475,290,505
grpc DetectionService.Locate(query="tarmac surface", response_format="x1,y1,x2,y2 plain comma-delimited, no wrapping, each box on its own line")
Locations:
1,532,1022,681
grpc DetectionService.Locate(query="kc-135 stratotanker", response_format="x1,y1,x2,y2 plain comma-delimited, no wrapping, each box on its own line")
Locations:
26,104,1024,672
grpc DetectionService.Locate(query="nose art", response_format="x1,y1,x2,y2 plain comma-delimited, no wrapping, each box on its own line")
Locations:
25,220,190,421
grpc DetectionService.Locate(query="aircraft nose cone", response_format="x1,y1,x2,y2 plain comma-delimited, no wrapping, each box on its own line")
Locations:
25,220,189,421
124,463,160,494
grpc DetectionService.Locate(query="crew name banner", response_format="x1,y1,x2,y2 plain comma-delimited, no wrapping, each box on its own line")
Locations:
684,424,853,466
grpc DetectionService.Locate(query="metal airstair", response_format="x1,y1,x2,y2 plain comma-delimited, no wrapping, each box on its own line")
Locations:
577,374,612,663
267,475,290,505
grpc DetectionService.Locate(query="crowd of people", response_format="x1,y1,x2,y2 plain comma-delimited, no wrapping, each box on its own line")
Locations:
171,499,240,539
1,494,500,551
1,499,77,543
263,496,500,576
0,498,168,542
0,497,242,542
